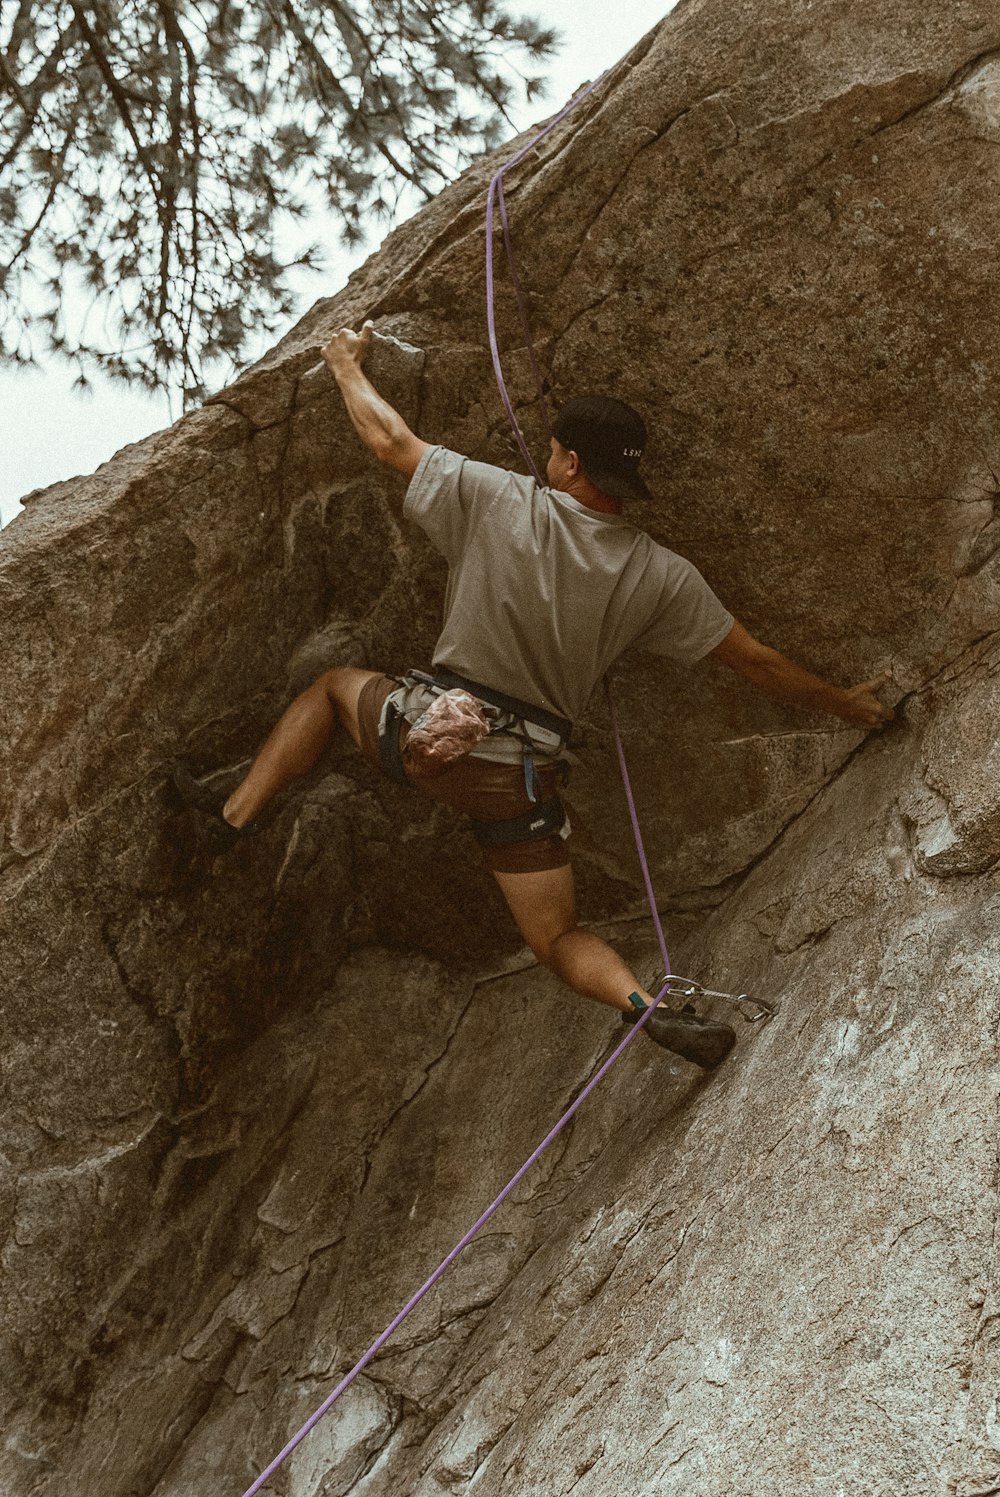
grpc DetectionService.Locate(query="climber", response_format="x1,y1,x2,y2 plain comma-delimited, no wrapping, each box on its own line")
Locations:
174,320,893,1071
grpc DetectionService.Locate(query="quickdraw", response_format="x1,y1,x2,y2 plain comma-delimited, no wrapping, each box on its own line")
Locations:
650,974,779,1024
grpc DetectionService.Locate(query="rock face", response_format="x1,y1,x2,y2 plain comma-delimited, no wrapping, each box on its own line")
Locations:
2,1,1000,1493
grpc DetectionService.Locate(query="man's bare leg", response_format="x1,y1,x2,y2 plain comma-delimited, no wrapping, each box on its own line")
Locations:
492,861,737,1068
223,666,379,827
492,863,652,1014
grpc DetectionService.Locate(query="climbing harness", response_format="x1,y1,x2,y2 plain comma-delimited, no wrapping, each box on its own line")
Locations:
239,67,773,1497
377,667,572,843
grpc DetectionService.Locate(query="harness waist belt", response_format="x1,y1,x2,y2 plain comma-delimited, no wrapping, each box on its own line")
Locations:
421,669,572,742
378,695,409,785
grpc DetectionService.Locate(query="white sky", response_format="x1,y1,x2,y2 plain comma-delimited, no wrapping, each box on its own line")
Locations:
0,0,674,526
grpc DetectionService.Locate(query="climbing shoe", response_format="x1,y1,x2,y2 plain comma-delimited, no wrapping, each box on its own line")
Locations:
171,766,260,849
622,1000,736,1071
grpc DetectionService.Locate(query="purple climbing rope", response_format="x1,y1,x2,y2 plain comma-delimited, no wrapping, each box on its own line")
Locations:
605,684,673,981
238,66,677,1497
485,69,610,478
483,69,672,983
239,984,667,1497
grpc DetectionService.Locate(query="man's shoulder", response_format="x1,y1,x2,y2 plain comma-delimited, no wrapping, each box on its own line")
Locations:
409,445,537,507
413,444,536,486
403,446,540,550
635,529,693,569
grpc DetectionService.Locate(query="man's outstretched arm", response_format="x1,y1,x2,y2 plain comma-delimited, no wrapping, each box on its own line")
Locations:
710,621,893,728
322,321,429,479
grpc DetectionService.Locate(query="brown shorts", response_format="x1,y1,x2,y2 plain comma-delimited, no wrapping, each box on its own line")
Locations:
356,674,571,874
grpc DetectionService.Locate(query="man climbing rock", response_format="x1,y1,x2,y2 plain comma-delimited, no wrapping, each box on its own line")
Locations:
175,320,892,1070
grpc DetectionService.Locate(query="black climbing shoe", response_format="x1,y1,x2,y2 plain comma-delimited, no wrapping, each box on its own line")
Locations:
171,766,260,849
622,1001,736,1071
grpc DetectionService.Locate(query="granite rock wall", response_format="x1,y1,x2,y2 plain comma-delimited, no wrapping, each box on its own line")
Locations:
2,0,999,1492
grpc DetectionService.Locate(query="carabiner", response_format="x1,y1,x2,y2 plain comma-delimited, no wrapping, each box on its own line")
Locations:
653,975,778,1025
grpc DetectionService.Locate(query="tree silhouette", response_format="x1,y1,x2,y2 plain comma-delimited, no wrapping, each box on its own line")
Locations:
0,1,556,400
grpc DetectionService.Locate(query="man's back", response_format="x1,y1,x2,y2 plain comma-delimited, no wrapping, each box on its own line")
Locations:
404,446,733,723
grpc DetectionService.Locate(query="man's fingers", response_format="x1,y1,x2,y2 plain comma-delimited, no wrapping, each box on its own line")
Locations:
850,673,894,705
861,691,894,725
319,321,375,371
841,672,895,727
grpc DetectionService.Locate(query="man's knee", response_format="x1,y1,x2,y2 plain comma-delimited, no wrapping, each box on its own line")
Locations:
493,865,577,966
525,921,576,970
316,665,357,699
313,666,380,748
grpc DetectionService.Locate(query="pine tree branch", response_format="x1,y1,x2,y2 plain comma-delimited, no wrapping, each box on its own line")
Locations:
277,0,435,191
66,2,167,224
157,6,183,321
274,0,352,112
3,120,76,273
325,0,373,77
372,134,434,196
1,0,35,67
5,0,559,396
160,4,204,366
0,50,31,109
0,25,73,172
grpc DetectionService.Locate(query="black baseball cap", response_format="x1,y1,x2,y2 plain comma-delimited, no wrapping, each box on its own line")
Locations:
551,394,652,502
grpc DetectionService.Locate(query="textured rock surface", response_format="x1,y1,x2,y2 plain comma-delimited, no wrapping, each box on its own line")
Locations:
2,0,1000,1493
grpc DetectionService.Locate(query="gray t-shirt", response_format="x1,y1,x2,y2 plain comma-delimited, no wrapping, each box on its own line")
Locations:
403,445,733,726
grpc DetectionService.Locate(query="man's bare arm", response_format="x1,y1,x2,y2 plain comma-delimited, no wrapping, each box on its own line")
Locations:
322,321,429,479
710,621,893,728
